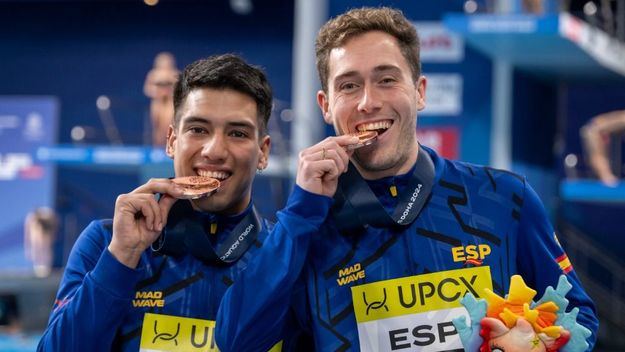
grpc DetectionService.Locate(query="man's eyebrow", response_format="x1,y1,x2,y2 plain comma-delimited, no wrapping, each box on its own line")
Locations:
333,70,360,84
372,65,402,74
228,120,255,129
333,65,402,84
180,117,256,129
180,116,209,125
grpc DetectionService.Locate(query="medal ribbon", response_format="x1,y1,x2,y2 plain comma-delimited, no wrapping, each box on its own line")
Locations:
151,201,261,266
332,145,435,231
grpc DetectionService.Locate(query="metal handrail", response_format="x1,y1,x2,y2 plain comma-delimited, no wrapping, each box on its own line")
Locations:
558,222,625,329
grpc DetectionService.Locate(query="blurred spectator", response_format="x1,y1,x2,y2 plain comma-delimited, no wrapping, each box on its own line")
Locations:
580,109,625,185
23,207,58,278
144,52,179,146
522,0,544,14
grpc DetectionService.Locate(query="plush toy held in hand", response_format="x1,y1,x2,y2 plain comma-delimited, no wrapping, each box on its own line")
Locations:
452,275,591,352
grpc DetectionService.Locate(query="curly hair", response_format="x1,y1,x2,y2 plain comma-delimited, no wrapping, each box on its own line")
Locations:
315,7,421,92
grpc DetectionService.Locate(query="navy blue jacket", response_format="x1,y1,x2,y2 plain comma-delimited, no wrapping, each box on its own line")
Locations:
38,202,294,352
217,146,598,351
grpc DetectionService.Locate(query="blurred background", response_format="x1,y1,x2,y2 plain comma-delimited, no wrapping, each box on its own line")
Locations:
0,0,623,350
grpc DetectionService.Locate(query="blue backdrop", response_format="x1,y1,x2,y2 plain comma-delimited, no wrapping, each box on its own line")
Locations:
0,97,58,272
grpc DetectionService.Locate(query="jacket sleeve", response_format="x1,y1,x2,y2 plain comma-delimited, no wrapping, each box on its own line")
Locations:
215,186,332,352
516,181,599,350
37,221,143,352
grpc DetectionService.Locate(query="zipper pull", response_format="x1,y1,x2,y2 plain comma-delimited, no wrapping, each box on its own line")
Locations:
389,184,398,197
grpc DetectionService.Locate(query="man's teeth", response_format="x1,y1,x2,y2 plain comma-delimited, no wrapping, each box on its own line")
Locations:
357,121,391,131
197,170,229,180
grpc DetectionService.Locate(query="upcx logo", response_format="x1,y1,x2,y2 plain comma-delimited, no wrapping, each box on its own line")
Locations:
140,313,218,351
351,267,493,352
362,288,389,315
139,313,283,352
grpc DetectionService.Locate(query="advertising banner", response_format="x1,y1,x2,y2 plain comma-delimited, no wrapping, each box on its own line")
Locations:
0,97,58,273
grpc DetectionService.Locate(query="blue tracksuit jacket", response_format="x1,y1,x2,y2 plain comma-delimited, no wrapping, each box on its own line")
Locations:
216,146,598,352
38,202,297,352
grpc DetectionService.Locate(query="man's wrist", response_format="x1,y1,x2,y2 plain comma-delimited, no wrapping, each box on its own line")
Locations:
286,185,333,219
90,247,143,298
107,242,143,269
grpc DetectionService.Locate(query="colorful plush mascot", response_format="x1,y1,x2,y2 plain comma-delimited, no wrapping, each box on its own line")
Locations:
452,275,591,352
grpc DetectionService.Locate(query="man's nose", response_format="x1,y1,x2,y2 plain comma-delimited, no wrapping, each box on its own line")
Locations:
200,134,228,161
357,84,383,114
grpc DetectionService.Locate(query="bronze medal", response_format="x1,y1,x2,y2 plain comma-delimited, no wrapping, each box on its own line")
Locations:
346,130,378,150
171,176,220,199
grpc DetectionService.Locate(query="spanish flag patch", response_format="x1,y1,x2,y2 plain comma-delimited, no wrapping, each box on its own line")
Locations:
556,253,573,274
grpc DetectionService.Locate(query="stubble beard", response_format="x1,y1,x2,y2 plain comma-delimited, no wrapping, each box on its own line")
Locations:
353,145,410,176
352,125,418,177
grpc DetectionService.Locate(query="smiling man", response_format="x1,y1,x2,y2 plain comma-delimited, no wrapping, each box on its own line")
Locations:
217,7,598,352
38,54,289,352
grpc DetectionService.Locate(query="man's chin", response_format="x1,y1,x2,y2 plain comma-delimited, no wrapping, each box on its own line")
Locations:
192,196,224,213
354,151,389,169
353,152,407,176
353,158,392,174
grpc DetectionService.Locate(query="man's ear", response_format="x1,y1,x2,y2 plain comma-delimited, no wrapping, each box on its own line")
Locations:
257,135,271,170
166,125,176,159
317,90,333,125
416,75,427,111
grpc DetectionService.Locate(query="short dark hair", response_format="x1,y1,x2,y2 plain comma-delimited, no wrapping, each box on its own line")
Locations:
173,54,273,135
316,7,421,92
